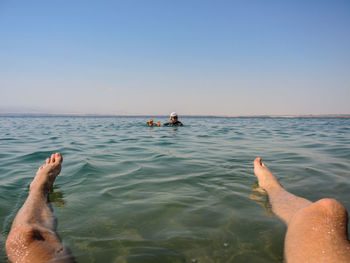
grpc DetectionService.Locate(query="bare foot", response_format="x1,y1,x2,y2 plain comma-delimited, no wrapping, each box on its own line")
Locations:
30,153,63,194
253,157,281,191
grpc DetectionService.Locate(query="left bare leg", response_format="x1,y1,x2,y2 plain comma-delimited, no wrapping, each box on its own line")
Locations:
6,153,73,263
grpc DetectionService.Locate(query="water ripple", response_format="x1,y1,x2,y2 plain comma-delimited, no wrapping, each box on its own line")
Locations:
0,117,350,263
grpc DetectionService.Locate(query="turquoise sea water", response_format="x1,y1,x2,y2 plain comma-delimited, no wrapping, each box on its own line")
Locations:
0,117,350,263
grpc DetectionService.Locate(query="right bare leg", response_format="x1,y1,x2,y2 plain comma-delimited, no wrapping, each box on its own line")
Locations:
253,157,312,224
254,157,350,263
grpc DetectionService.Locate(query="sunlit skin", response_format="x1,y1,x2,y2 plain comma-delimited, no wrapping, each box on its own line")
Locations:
254,157,350,263
6,153,74,263
7,154,349,262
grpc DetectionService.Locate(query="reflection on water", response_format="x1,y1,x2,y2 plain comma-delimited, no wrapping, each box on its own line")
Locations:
250,183,274,217
0,117,349,262
49,186,66,207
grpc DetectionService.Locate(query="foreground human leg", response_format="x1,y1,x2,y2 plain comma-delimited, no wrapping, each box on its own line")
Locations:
254,157,350,263
6,153,73,263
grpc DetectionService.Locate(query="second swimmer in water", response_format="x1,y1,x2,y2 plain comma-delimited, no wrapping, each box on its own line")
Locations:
147,112,183,127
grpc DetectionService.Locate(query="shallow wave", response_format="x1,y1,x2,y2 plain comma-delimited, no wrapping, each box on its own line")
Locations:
1,117,350,262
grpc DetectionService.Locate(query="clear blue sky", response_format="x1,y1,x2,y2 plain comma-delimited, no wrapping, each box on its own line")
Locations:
1,0,349,115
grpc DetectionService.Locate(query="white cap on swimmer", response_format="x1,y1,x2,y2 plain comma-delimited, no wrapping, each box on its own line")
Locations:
170,112,178,117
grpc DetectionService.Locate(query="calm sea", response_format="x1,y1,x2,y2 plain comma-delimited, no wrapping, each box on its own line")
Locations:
1,117,350,263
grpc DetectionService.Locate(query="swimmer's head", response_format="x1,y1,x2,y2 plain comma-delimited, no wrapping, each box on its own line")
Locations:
170,112,178,121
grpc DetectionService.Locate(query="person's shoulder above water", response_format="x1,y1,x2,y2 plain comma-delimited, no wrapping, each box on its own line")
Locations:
163,120,183,126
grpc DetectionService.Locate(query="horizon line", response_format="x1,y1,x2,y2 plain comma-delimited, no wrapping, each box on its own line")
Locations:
1,113,350,118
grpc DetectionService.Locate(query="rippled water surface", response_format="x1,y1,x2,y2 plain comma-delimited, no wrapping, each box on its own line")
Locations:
1,117,350,262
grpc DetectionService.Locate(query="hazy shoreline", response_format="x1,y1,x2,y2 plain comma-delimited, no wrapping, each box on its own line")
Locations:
1,113,350,118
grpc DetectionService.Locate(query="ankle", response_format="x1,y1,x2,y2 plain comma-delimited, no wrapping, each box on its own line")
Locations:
262,181,283,193
29,183,49,197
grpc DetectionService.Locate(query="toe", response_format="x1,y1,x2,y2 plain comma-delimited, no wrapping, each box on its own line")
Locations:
55,153,62,163
46,158,50,164
254,157,262,167
51,154,55,162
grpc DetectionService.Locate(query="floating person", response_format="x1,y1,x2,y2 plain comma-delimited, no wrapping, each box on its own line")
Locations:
6,153,74,263
147,112,183,127
163,112,183,126
253,157,350,263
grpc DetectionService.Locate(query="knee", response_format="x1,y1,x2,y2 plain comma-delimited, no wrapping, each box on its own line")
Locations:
7,225,33,243
6,225,65,262
287,198,348,240
6,225,34,257
314,198,346,215
6,224,54,250
302,198,349,223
